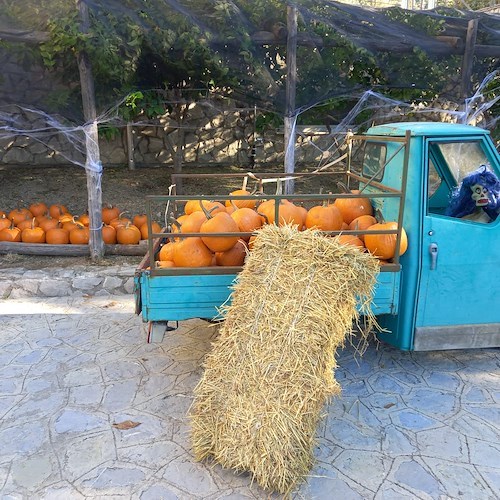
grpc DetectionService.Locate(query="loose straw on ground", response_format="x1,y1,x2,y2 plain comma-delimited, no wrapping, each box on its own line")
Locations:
190,224,380,494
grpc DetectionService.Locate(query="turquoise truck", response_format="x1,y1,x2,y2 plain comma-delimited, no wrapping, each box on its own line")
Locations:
134,122,500,351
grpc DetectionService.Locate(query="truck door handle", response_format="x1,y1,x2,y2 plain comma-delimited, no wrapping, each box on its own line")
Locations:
429,243,438,270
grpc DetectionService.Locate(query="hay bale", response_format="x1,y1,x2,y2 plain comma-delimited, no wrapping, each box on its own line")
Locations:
190,224,380,494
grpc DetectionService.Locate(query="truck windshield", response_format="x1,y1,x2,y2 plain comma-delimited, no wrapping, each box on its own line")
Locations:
431,141,489,184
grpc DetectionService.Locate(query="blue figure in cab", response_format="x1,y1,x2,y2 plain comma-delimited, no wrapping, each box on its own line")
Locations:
446,164,500,223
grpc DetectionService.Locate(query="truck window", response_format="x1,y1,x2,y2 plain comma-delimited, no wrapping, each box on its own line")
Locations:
427,140,498,223
362,142,387,182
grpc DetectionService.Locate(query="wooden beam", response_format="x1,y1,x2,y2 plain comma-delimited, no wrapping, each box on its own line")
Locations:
0,29,49,44
0,241,148,256
76,0,104,261
284,4,297,196
460,18,479,98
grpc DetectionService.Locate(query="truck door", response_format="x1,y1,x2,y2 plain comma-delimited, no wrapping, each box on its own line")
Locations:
414,137,500,350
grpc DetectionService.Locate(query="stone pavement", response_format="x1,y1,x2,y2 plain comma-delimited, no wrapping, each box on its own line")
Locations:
0,293,499,499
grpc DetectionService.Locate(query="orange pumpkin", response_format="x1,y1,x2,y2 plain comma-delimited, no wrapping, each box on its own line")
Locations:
230,208,263,240
200,211,239,252
116,223,141,245
0,215,11,231
215,239,247,266
0,224,22,242
29,202,48,217
336,234,365,249
305,204,344,231
180,211,207,234
110,214,132,229
16,216,38,231
49,204,68,219
38,216,59,232
102,224,117,244
133,213,148,228
348,215,377,241
172,237,213,267
159,241,175,261
140,221,162,240
8,208,32,226
77,213,90,227
69,223,90,245
102,205,121,225
155,260,175,269
364,222,408,260
46,226,70,245
22,222,45,243
258,200,302,226
225,189,257,210
333,190,373,224
185,199,224,216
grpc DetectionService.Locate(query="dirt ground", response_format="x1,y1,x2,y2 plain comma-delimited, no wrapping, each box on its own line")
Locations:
0,163,341,269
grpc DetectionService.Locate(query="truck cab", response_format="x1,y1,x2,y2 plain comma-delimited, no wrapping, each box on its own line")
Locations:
361,122,500,350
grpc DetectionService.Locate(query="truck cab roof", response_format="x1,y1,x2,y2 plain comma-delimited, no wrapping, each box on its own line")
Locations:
366,122,490,137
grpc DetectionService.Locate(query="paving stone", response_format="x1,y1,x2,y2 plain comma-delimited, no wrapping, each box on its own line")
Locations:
392,459,443,497
0,281,13,298
102,275,123,290
392,409,440,431
79,464,146,490
416,427,468,461
72,276,103,290
9,453,58,490
468,437,500,468
298,465,364,499
140,484,181,500
54,408,108,434
38,279,72,297
381,425,417,455
426,371,462,391
402,387,457,416
160,458,219,497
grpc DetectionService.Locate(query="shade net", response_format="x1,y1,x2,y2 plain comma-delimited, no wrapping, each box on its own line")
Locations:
0,0,499,170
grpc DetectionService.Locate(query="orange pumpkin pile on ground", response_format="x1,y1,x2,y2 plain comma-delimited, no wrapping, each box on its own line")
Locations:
0,202,161,245
156,189,408,268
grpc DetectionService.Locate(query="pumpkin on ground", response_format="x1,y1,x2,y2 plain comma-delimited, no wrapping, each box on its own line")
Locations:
173,237,213,267
333,190,373,224
364,222,408,260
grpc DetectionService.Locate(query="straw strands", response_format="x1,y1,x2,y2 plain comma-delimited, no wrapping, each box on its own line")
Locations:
190,224,380,494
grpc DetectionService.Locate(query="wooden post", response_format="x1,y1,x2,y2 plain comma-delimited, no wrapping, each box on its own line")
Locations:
460,18,479,99
126,122,135,170
76,0,104,260
284,4,298,195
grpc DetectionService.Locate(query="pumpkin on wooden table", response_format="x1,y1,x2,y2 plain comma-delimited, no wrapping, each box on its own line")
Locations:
49,204,68,219
109,213,132,230
0,214,11,231
102,204,121,225
139,221,162,240
38,216,60,233
8,207,32,226
29,202,48,218
69,223,90,245
17,217,39,232
364,221,408,260
77,213,90,227
21,219,46,243
102,224,117,244
116,222,141,245
0,223,22,242
46,226,70,245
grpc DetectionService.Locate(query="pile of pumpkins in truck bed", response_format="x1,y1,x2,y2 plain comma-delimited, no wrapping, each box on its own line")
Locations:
0,202,160,245
156,189,408,268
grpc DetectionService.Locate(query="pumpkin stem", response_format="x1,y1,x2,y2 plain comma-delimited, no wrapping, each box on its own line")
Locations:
199,201,218,219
